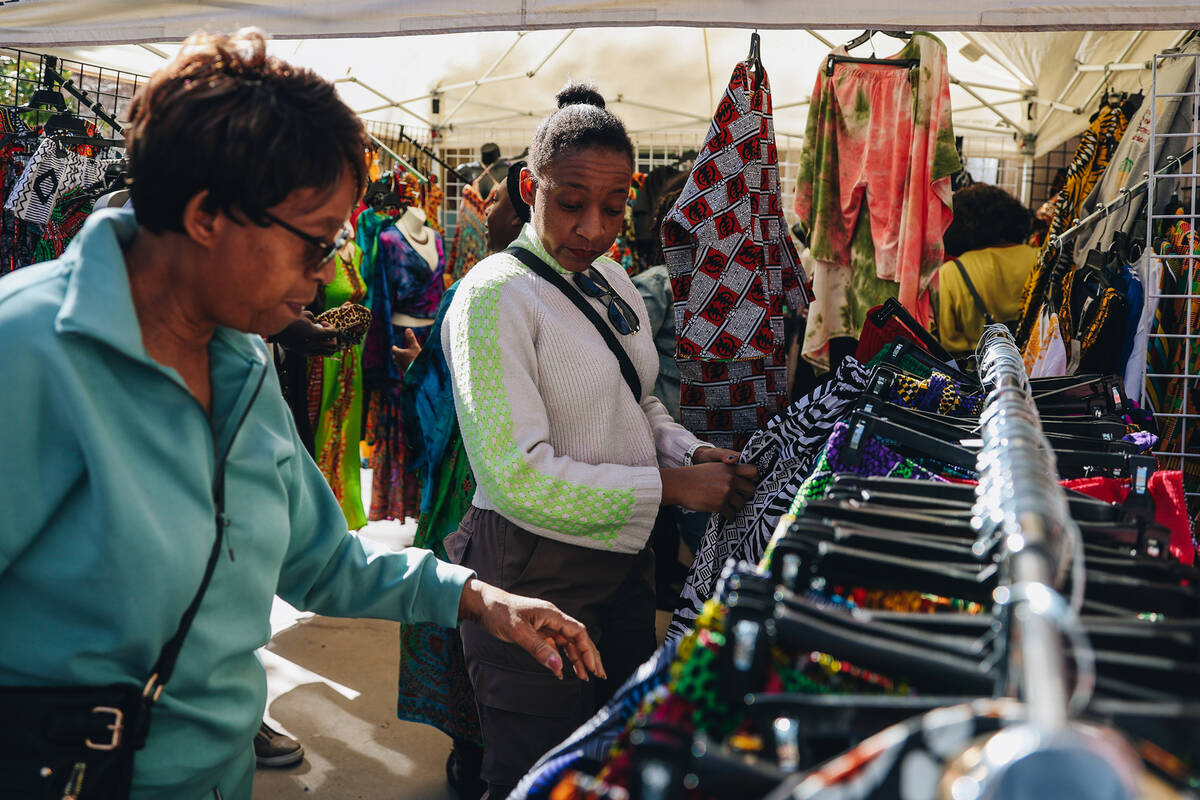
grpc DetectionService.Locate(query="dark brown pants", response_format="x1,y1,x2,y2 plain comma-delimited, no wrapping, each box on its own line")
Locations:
446,506,656,791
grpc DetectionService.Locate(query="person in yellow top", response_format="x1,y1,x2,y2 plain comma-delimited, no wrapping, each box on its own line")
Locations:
934,184,1037,354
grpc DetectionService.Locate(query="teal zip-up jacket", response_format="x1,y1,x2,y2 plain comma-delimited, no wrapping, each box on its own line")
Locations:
0,210,475,798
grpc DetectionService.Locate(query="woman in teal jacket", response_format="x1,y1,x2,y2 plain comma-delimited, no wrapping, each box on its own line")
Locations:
0,30,601,800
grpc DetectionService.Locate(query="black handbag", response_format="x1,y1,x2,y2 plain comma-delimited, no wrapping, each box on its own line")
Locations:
0,457,236,799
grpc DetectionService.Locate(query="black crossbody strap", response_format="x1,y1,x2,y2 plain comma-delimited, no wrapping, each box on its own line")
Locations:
506,246,642,402
952,258,996,326
145,368,268,700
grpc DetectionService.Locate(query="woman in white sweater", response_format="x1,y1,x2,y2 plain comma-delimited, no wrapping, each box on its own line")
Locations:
443,83,759,797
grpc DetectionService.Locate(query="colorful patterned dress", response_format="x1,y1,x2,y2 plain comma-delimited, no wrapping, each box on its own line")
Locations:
359,211,446,521
307,243,369,530
395,283,481,743
447,184,488,285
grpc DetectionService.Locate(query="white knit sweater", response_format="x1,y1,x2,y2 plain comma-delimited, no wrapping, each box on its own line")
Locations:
444,224,706,553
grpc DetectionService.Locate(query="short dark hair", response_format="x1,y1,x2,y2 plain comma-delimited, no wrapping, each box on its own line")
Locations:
942,183,1032,258
126,29,369,234
528,81,634,176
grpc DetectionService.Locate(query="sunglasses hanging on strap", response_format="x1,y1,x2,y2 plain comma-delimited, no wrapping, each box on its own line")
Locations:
506,246,642,402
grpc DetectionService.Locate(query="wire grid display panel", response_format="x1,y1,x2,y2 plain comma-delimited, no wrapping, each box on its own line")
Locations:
0,48,145,134
1143,48,1200,505
1029,134,1083,210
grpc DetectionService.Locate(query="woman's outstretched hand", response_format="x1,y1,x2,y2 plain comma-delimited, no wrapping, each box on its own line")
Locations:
457,578,606,682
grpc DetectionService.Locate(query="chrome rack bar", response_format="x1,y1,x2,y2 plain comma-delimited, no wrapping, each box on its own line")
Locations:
1047,147,1197,251
975,325,1075,730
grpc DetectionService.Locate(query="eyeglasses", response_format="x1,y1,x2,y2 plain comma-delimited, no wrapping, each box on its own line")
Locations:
263,211,353,269
573,268,641,335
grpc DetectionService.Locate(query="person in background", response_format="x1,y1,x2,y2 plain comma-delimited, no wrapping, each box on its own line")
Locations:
631,179,686,422
443,82,758,799
386,158,534,800
934,183,1037,355
0,30,603,800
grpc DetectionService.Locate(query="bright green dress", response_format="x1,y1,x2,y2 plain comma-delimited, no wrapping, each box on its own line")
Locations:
312,243,369,530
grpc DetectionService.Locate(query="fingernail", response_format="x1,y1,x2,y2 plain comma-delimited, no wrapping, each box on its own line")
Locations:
547,653,562,672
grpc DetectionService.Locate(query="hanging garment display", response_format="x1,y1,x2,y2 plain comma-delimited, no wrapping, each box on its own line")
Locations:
660,58,808,450
507,323,1195,800
5,136,102,227
447,183,488,283
358,209,446,521
308,243,370,531
795,33,959,368
665,356,870,644
1016,97,1136,347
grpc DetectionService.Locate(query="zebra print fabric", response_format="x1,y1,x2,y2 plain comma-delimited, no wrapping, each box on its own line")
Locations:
665,356,871,644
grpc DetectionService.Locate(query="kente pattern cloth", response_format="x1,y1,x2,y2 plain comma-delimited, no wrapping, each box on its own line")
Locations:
448,183,488,282
666,356,871,644
784,422,949,519
509,638,682,800
309,244,369,530
676,347,788,451
795,32,960,349
661,59,808,365
4,137,102,226
1017,100,1133,346
30,186,93,265
888,370,984,416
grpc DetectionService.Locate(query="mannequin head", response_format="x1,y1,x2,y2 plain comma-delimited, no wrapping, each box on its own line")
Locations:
521,82,633,272
481,142,501,166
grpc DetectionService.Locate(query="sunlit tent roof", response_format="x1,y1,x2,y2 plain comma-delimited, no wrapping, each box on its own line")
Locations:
2,2,1195,157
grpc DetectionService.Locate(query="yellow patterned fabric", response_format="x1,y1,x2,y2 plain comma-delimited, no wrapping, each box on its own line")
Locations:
1017,101,1132,347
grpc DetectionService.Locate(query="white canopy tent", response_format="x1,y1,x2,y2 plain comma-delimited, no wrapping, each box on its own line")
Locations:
0,3,1195,188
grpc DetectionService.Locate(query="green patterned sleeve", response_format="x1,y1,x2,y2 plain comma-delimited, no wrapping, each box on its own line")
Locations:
445,264,663,553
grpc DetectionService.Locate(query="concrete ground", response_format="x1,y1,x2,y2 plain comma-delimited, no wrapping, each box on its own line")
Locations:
252,471,677,798
254,511,458,799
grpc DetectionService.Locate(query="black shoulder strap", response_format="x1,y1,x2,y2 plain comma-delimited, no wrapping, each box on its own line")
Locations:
506,246,642,402
143,369,268,701
952,258,995,326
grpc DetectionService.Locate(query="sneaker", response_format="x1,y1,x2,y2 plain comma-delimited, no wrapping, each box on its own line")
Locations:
255,721,304,767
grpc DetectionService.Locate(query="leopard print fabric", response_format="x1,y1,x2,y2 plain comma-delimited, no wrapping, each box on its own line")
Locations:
315,302,372,348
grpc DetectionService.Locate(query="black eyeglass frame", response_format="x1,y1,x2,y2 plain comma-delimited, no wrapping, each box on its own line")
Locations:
263,210,352,269
572,268,641,335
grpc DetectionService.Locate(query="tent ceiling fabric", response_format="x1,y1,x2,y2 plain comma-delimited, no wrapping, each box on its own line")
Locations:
35,27,1190,158
0,0,1197,44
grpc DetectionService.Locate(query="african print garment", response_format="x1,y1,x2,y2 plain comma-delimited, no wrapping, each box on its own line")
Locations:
447,183,487,283
660,59,808,449
796,33,959,368
4,137,102,227
1016,98,1134,347
308,244,369,530
666,356,871,644
358,211,446,521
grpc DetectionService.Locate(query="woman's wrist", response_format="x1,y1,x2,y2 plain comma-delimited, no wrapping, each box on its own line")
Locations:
683,442,712,466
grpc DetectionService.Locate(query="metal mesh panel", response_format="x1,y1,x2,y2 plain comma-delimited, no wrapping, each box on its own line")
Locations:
0,48,144,135
1143,49,1200,505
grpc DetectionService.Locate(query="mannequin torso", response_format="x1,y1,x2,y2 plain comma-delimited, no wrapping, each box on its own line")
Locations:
392,207,439,327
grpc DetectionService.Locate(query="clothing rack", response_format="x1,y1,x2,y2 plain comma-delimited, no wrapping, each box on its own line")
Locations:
367,131,428,186
1047,147,1198,250
970,326,1139,794
396,124,472,185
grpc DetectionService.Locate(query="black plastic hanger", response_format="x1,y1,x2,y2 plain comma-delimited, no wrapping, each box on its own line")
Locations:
746,31,764,92
827,31,919,76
